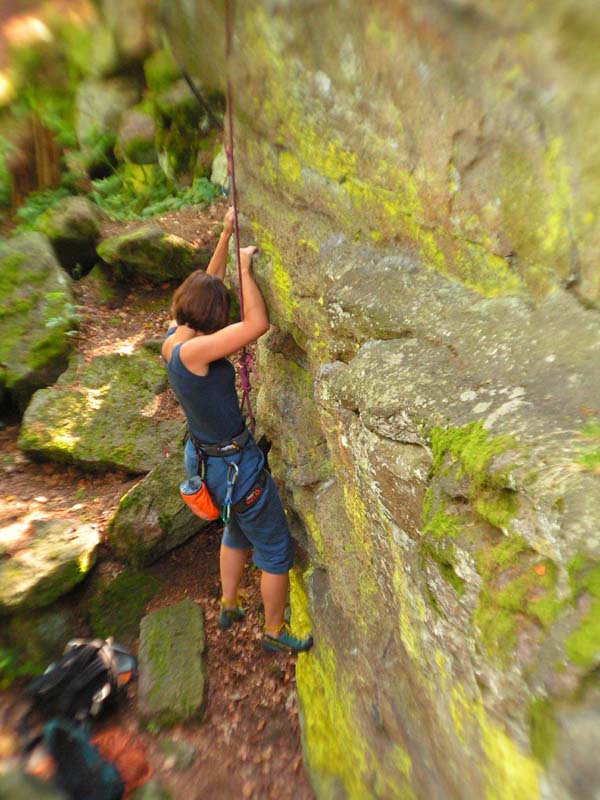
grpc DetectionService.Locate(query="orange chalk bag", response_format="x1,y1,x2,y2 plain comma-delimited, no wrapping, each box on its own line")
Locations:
180,458,220,521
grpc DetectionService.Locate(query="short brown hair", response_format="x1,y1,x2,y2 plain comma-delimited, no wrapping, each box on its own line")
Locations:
171,271,231,333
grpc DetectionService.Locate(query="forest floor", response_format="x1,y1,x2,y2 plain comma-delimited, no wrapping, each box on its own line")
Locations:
0,200,314,800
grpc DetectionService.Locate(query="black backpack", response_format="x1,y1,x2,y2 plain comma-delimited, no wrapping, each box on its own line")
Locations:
19,638,136,739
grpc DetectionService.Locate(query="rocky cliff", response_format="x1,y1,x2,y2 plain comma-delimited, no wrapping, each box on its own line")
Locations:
163,2,600,797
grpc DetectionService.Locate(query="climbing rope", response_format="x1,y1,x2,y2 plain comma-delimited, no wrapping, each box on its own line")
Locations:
224,0,257,433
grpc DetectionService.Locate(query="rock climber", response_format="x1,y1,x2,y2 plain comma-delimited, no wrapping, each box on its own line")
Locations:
161,207,313,655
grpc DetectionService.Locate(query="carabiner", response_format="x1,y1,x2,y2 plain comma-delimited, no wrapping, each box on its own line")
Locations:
221,461,240,524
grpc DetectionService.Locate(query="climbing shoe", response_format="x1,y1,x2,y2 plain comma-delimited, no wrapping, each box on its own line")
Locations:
218,595,246,630
262,624,313,654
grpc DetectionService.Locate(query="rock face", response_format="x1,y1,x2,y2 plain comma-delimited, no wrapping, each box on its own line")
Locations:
97,226,202,283
0,233,78,414
164,2,600,798
138,600,207,729
18,345,181,473
38,196,104,275
108,451,205,567
0,519,99,614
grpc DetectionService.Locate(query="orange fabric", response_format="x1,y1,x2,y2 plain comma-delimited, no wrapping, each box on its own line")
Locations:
91,729,152,799
180,481,220,521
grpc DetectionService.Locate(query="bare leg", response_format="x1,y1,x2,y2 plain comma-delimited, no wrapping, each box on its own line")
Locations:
261,571,289,633
220,543,250,605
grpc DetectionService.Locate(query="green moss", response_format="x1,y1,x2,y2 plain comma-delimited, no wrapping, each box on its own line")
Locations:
89,570,161,642
529,698,558,766
144,49,181,93
251,222,299,323
422,491,461,540
576,418,600,471
566,561,600,668
0,646,42,690
474,537,561,663
296,642,415,799
123,136,157,165
153,89,205,181
243,8,527,299
421,538,466,595
473,489,518,531
430,422,516,491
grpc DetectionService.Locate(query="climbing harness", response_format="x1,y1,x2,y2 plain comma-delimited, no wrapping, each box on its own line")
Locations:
182,427,266,522
225,0,257,434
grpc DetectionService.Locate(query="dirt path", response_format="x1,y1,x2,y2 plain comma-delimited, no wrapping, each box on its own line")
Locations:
0,202,314,799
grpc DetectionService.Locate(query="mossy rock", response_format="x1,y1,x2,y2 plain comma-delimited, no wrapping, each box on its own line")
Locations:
89,570,161,643
1,605,81,687
75,77,140,148
108,449,204,567
0,519,99,615
0,771,66,800
152,80,209,184
116,109,157,165
0,233,78,414
18,345,181,473
97,226,201,283
130,780,172,800
37,196,104,276
144,49,181,94
138,600,207,729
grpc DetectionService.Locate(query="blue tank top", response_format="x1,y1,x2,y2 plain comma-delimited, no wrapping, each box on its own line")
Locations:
163,329,245,444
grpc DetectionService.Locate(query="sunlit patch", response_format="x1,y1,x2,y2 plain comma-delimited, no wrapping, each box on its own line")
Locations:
0,71,14,105
3,15,53,47
0,510,45,555
88,333,147,359
83,385,109,412
140,396,160,418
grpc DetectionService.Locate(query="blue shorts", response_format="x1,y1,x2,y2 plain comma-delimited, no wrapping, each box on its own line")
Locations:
184,437,294,574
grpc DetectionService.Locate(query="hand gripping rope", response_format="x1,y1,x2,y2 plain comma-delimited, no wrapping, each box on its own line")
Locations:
225,0,257,434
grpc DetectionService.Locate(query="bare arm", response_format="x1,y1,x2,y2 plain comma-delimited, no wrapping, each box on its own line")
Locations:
205,207,234,281
181,246,269,369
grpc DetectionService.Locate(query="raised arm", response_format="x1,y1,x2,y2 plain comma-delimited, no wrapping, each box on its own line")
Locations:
205,207,234,282
181,246,269,369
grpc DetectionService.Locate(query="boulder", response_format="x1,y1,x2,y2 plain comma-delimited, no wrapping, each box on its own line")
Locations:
116,109,157,166
138,600,207,729
18,345,181,473
75,77,140,147
108,451,205,568
37,196,104,276
0,233,78,414
0,519,99,615
97,226,201,283
88,570,161,643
